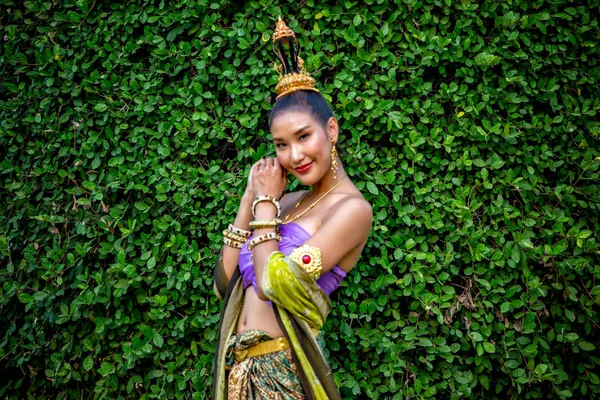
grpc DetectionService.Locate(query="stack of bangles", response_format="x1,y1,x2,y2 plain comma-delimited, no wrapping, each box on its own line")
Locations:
223,224,252,249
223,195,283,250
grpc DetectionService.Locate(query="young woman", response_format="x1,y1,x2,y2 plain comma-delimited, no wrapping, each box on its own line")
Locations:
212,19,372,399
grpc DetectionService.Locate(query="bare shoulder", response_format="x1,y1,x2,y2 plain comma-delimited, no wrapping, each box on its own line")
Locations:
332,194,373,219
326,192,373,233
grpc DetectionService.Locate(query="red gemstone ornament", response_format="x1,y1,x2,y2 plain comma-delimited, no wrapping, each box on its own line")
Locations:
302,254,312,264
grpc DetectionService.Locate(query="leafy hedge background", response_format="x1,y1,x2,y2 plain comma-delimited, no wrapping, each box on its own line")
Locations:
1,0,600,398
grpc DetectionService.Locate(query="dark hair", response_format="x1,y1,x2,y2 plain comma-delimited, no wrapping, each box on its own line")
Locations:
269,90,334,130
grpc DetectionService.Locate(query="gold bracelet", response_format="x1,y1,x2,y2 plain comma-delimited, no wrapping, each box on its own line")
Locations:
289,245,322,280
223,237,244,249
228,224,251,239
252,195,281,218
223,229,248,243
247,232,282,251
249,219,282,230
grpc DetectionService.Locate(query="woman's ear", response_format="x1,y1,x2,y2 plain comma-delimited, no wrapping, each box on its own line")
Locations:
327,117,339,143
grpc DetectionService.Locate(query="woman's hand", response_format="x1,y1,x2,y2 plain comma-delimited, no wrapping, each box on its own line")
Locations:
244,161,258,198
251,158,287,199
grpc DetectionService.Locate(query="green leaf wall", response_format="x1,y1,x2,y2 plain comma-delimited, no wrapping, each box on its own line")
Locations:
1,0,599,399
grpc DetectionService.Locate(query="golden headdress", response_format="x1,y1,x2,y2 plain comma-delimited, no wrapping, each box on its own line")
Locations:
272,18,319,100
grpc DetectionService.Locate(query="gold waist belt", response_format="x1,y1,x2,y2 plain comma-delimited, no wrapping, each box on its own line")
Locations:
234,336,289,363
233,329,320,363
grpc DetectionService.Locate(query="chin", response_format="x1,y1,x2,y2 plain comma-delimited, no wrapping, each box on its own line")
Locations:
293,170,323,186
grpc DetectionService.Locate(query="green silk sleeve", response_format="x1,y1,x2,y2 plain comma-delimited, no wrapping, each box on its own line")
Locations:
263,251,341,399
262,251,331,329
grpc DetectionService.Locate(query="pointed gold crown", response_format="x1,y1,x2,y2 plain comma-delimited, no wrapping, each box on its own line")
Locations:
272,18,319,100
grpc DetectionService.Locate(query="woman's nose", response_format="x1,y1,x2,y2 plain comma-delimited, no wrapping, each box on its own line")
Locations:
290,144,304,165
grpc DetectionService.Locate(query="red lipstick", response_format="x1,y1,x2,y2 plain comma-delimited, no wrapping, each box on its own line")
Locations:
295,162,312,173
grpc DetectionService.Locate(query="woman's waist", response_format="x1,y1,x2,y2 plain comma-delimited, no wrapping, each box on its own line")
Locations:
230,326,321,364
237,289,284,337
237,316,284,338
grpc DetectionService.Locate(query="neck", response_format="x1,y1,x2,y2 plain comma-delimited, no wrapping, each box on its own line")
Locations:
310,162,347,197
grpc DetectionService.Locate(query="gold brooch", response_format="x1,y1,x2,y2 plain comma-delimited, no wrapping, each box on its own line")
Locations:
289,245,322,280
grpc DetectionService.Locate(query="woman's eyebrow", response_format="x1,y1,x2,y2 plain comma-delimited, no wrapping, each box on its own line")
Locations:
273,125,311,142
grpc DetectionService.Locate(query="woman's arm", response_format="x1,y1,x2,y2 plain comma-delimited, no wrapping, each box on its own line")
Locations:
251,202,281,300
220,191,254,281
253,196,373,300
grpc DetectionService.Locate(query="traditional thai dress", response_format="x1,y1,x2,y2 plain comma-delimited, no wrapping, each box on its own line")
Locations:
212,222,346,399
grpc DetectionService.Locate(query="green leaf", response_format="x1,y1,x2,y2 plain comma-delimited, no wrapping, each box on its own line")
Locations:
83,356,94,371
366,181,378,195
474,52,502,66
564,308,575,322
18,293,33,304
153,334,164,348
489,153,505,169
564,332,579,342
579,341,596,351
479,374,490,390
511,245,521,264
455,370,474,385
94,103,108,112
135,202,150,212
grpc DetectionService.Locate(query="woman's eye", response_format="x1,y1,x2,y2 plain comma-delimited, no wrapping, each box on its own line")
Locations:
299,134,309,141
276,143,286,148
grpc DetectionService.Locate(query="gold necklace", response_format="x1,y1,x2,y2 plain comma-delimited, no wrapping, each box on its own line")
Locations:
283,176,347,224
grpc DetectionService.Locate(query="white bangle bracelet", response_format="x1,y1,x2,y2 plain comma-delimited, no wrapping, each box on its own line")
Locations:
252,195,281,218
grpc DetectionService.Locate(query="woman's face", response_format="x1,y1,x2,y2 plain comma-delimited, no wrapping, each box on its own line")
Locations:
271,110,338,186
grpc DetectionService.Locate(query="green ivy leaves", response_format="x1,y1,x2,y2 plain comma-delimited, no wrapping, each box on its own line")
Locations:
1,0,600,399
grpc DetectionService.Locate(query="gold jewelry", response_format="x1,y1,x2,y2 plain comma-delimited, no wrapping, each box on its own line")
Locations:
223,229,248,244
249,219,282,230
330,141,338,180
283,176,346,224
289,245,322,280
272,18,319,100
228,224,251,239
252,195,281,218
223,237,244,249
234,336,290,363
247,232,282,251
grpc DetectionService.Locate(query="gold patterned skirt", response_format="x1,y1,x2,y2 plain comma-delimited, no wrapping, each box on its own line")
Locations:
225,329,305,399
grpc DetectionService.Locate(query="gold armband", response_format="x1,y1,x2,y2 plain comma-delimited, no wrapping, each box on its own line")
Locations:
289,245,322,280
249,218,282,230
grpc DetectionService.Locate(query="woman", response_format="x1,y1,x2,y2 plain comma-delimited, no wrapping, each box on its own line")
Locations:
212,19,372,399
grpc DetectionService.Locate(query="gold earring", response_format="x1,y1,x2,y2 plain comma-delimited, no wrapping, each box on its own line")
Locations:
330,140,338,179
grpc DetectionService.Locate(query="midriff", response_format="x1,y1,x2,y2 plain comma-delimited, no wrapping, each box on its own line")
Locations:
236,285,285,337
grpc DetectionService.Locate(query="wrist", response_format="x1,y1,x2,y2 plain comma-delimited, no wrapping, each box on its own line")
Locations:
254,192,283,200
254,202,278,219
252,194,281,218
241,191,254,206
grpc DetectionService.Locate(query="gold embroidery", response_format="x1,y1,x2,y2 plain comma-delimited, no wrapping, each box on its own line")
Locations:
289,245,322,280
